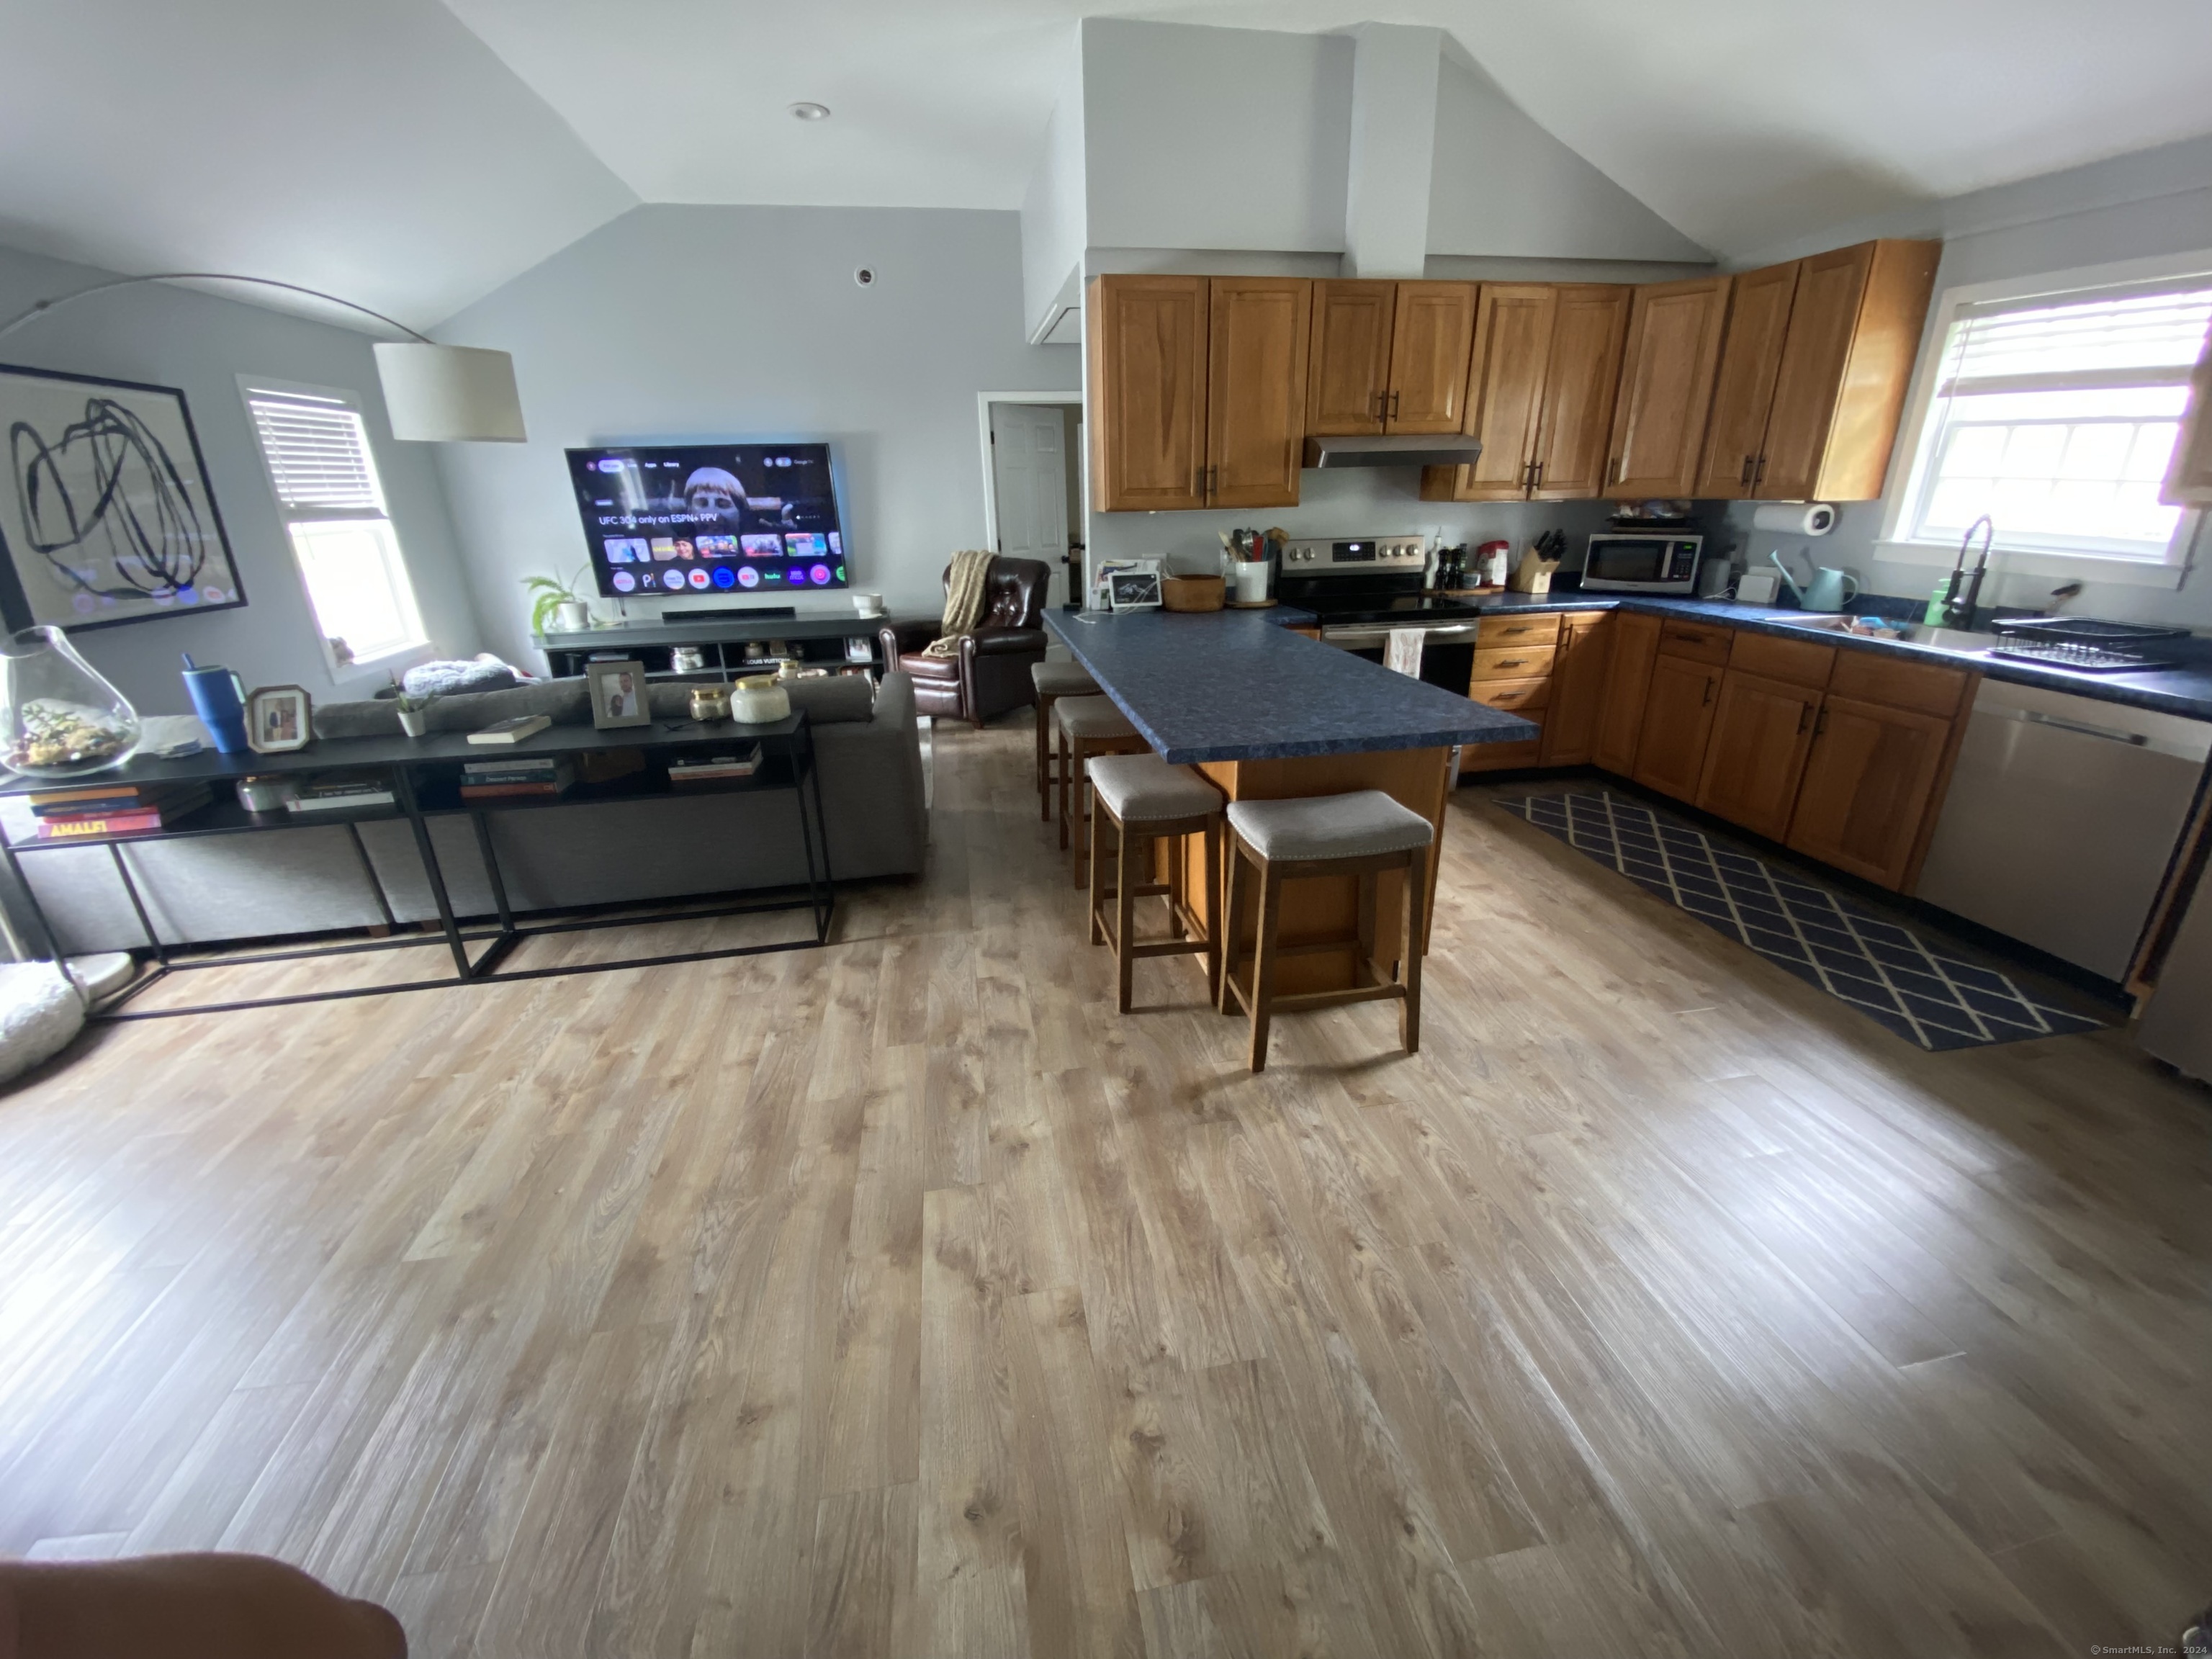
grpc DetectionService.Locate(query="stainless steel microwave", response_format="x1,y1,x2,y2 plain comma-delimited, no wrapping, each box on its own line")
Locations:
1581,533,1701,593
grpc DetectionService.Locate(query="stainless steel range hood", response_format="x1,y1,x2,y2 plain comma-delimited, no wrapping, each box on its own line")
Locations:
1302,433,1483,469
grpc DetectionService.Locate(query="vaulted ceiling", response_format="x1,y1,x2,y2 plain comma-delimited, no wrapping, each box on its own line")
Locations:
4,0,2211,330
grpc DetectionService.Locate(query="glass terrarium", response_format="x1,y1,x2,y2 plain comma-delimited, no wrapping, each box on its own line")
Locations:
0,625,141,778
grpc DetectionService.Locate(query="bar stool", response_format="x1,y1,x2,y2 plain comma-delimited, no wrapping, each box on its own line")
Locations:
1053,696,1147,885
1084,754,1224,1012
1218,791,1434,1072
1032,659,1098,821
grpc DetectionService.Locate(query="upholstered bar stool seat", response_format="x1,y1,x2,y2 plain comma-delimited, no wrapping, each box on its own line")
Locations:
1085,754,1224,1012
1219,789,1435,1071
1053,695,1146,883
1033,659,1099,822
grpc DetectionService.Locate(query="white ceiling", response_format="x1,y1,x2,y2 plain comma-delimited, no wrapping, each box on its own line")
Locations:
4,0,2211,326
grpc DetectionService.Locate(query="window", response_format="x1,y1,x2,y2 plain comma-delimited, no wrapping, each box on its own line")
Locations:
1891,277,2212,568
242,381,427,672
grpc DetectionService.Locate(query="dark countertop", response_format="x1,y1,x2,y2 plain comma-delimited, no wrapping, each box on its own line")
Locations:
1458,590,2212,721
1044,608,1534,765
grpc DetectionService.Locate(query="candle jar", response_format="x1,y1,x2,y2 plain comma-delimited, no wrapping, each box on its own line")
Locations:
688,685,730,722
0,625,141,777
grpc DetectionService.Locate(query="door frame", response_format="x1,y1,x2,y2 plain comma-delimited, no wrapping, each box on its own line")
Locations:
976,390,1082,606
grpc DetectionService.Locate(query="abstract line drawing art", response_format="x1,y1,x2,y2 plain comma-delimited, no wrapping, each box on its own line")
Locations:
0,363,245,632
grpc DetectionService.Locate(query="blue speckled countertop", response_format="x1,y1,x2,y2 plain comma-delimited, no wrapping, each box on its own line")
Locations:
1465,591,2212,721
1043,609,1535,764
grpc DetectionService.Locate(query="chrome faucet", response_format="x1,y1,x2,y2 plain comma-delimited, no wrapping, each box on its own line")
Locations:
1942,516,1994,629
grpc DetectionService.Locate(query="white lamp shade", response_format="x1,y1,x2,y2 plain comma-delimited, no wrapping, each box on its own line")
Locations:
373,342,527,442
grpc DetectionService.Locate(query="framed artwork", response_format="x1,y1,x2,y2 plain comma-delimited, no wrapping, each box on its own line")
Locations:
1106,562,1163,612
586,660,651,729
246,684,312,752
0,362,246,633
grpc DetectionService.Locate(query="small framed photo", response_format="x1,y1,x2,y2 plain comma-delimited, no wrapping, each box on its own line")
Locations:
245,684,313,752
586,659,652,729
1105,561,1163,612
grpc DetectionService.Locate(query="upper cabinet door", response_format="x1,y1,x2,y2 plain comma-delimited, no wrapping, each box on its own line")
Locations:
1442,284,1557,500
1694,261,1800,500
1306,281,1398,436
1385,282,1478,433
1761,239,1940,502
1206,278,1310,510
1088,275,1209,512
1606,276,1732,498
1531,285,1631,500
2164,333,2212,505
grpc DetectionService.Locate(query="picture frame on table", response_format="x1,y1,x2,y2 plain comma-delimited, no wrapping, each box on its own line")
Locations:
1102,559,1163,612
586,659,652,729
245,684,313,753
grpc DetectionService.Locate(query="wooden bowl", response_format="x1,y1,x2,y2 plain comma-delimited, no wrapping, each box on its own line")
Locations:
1161,575,1226,612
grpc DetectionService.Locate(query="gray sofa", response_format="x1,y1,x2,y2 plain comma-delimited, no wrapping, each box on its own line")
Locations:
1,671,926,956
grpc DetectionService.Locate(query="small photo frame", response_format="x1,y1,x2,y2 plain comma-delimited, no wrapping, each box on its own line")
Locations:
586,659,652,729
245,684,312,752
1105,560,1163,612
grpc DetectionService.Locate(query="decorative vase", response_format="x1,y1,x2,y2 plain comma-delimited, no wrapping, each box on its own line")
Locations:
729,675,791,724
554,601,590,632
0,626,140,778
397,707,430,738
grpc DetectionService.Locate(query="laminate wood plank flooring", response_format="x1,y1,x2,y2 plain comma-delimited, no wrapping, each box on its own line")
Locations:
1,721,2207,1658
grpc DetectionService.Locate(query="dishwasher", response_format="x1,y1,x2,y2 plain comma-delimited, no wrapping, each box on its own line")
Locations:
1915,680,2212,981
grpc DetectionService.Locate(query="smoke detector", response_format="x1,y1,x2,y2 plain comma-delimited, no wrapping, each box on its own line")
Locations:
789,102,831,122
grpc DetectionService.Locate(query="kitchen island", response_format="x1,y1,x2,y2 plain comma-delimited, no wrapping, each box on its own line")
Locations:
1046,607,1533,994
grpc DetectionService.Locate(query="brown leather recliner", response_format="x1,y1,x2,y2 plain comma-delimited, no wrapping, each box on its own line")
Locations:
879,557,1051,729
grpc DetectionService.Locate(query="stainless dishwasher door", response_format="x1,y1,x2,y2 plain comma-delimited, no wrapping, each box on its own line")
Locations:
1915,680,2211,980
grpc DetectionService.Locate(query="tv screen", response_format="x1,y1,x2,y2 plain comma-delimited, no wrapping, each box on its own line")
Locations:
565,442,847,600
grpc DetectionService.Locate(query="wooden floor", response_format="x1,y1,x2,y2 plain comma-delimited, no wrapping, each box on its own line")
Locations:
2,720,2208,1658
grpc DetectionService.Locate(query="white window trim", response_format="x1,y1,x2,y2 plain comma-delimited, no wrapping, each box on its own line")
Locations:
1876,248,2212,591
238,374,433,684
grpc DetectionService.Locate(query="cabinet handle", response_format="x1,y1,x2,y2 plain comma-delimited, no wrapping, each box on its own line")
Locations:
1753,455,1768,487
1206,464,1218,499
1608,457,1624,486
1530,459,1543,490
1739,455,1754,487
1797,702,1812,735
1372,391,1386,418
1701,677,1716,706
1389,390,1401,419
1815,708,1829,737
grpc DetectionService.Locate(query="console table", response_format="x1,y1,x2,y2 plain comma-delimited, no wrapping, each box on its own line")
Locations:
0,714,833,1020
536,611,932,678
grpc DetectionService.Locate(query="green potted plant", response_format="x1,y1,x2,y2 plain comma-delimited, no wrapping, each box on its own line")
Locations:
525,567,594,637
394,686,436,738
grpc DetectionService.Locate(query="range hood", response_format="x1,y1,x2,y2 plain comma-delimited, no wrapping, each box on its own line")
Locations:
1303,433,1483,469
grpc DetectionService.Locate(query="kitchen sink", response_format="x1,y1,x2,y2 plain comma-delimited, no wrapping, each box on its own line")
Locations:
1771,614,2005,657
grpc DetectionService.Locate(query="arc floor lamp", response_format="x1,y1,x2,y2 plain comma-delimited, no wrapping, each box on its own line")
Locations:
0,271,526,442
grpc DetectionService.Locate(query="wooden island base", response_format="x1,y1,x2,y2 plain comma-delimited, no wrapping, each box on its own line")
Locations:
1166,745,1454,997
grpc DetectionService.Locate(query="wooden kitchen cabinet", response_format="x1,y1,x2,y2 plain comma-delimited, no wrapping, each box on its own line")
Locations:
2164,331,2212,505
1696,669,1822,840
1593,611,1662,773
1694,260,1801,499
1605,276,1731,497
1422,284,1629,502
1786,693,1956,889
1308,280,1478,436
1634,653,1727,801
1205,276,1311,508
1758,239,1941,501
1541,612,1612,766
1088,274,1210,511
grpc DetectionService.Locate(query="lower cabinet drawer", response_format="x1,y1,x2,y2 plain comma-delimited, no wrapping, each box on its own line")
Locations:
1477,613,1563,648
1461,713,1547,773
1471,644,1557,681
1469,675,1550,712
1659,619,1732,665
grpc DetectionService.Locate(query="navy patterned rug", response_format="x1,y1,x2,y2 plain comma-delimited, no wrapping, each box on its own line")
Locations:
1493,788,2115,1051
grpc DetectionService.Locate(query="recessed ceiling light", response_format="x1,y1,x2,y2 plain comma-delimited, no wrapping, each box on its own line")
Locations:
789,102,831,122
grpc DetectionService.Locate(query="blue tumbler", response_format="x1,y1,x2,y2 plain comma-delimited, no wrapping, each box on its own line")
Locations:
181,655,251,754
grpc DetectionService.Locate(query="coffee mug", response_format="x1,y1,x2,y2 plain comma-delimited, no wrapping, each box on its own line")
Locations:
852,592,884,617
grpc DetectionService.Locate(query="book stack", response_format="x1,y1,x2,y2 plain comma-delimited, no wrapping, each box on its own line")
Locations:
30,781,214,840
668,745,763,785
286,775,397,814
459,757,575,800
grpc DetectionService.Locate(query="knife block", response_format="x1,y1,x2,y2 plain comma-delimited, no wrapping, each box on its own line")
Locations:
1506,545,1560,594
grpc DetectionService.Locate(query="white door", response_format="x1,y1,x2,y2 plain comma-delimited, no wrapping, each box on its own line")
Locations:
989,402,1071,600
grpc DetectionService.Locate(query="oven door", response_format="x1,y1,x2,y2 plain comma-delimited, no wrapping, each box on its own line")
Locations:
1319,621,1481,691
1583,535,1700,591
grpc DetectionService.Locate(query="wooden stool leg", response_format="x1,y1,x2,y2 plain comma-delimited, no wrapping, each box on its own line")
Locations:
1058,730,1074,850
1355,870,1379,989
1037,693,1053,820
1400,845,1426,1055
1218,835,1244,1016
1115,822,1139,1013
1248,863,1283,1072
1088,795,1108,946
1202,820,1222,1004
1073,764,1092,889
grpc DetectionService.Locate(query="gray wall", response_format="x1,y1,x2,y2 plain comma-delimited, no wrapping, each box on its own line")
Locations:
0,245,481,715
430,204,1079,668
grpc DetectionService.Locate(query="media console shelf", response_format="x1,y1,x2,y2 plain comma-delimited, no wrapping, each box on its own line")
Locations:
535,612,933,678
0,714,834,1020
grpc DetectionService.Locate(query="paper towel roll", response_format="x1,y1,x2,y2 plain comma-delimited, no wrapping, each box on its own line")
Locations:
1752,502,1837,536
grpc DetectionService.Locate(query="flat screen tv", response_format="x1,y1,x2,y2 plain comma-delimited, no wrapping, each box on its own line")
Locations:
565,442,847,600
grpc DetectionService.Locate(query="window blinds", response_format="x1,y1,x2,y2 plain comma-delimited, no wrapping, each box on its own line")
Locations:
1939,285,2212,395
245,390,386,516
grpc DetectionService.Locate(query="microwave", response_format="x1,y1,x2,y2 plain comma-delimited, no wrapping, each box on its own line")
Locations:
1581,532,1702,593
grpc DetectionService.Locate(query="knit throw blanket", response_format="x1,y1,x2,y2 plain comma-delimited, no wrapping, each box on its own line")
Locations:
923,549,996,657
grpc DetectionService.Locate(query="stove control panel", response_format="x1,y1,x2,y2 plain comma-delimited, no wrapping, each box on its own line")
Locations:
1280,536,1427,572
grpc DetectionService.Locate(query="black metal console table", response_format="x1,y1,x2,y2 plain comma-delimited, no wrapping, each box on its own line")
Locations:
534,611,932,678
0,713,833,1020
